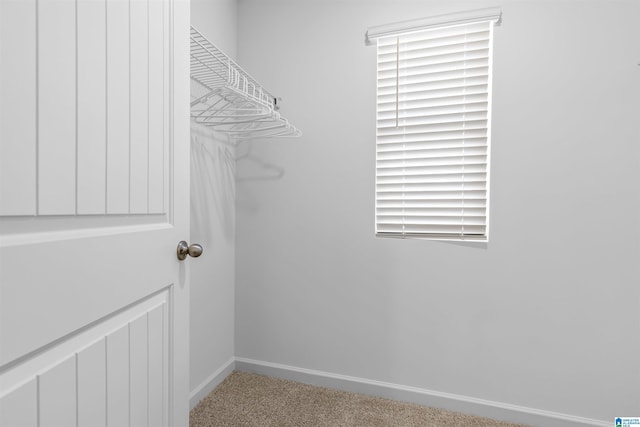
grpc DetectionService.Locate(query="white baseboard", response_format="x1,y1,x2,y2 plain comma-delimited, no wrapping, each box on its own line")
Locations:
234,357,608,427
189,357,235,410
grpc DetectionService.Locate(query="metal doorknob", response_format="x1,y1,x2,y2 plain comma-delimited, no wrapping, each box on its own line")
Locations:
177,241,203,260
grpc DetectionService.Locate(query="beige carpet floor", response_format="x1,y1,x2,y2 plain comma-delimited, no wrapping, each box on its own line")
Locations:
190,371,531,427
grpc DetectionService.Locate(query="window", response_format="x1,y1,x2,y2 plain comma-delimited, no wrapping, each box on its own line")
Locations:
368,9,501,241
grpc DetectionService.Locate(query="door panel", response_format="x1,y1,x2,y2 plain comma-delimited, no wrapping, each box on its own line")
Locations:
149,0,167,215
106,0,132,215
77,0,107,215
77,339,107,427
107,325,131,427
0,225,174,364
39,356,76,427
148,305,167,426
1,0,171,218
130,314,150,426
0,0,37,216
38,0,76,215
0,0,190,425
0,378,37,427
130,0,151,214
0,292,170,427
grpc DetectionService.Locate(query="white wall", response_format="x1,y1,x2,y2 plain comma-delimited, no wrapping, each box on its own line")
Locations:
189,0,237,404
191,0,237,58
235,0,640,423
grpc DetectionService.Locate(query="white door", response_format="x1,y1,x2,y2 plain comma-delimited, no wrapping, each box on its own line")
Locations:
0,1,191,426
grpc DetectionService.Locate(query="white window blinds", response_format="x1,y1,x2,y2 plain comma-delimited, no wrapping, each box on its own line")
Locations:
374,16,498,241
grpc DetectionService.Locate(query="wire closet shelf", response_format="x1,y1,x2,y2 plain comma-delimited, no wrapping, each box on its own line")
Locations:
190,26,301,140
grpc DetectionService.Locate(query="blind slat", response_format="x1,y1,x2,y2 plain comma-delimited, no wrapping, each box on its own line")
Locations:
376,129,488,145
378,100,489,115
378,94,488,113
377,85,489,104
377,140,487,154
378,59,489,80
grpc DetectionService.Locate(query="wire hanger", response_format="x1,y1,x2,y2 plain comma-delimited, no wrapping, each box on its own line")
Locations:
190,26,302,141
